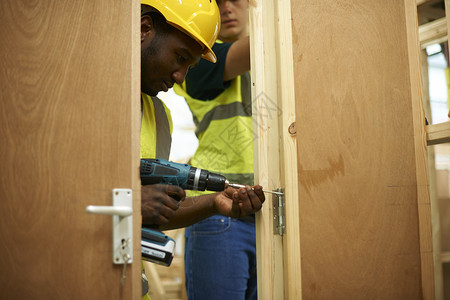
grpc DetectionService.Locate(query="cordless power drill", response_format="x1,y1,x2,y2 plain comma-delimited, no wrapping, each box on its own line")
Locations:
140,158,230,266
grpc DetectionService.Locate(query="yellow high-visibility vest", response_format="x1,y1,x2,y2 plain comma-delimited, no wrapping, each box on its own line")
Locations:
174,71,254,196
140,92,172,300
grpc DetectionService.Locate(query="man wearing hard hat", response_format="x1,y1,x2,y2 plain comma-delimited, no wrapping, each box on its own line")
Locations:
138,1,265,299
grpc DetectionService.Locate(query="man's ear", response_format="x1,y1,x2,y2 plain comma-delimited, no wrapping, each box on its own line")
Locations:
141,15,154,41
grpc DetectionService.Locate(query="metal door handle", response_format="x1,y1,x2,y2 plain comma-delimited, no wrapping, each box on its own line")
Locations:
86,205,132,217
86,189,133,264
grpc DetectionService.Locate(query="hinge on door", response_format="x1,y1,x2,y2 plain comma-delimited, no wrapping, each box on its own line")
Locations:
272,188,285,236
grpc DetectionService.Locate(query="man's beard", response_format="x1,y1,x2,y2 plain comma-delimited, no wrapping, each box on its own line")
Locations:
141,34,163,96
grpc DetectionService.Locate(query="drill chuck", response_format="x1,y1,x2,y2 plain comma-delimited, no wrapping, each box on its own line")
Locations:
200,171,227,191
186,167,226,191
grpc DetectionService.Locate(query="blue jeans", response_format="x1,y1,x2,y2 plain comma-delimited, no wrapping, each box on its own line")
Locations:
184,215,257,300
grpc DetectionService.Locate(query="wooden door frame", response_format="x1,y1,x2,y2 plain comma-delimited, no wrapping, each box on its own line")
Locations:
250,0,300,299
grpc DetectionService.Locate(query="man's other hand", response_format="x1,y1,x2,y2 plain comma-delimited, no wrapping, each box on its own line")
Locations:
214,184,265,218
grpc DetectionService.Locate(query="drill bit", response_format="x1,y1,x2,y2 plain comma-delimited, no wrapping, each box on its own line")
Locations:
227,182,284,196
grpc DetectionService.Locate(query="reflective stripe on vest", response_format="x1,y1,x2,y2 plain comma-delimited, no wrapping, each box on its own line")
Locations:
141,93,172,160
152,96,172,159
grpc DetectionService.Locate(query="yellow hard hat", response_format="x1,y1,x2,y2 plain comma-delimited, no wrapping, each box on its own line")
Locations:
141,0,220,63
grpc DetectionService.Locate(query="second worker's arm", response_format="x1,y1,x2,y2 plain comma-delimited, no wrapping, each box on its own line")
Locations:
222,36,250,81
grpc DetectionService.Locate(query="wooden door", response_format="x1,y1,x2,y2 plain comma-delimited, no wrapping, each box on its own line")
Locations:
0,1,141,299
250,0,434,299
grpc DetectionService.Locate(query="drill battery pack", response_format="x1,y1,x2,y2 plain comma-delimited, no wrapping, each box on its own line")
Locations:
141,227,175,267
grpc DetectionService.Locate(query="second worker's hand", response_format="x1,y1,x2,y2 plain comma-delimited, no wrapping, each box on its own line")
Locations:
141,184,186,227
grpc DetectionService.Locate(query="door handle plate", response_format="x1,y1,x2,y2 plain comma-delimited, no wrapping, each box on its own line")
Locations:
86,189,133,264
112,189,133,264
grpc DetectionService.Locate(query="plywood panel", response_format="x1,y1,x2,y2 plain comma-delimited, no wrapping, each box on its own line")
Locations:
290,1,428,298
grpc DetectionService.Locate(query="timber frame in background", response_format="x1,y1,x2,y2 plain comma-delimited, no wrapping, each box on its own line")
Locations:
418,0,450,299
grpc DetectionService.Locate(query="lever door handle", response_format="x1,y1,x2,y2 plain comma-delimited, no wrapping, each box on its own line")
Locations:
86,205,132,217
86,189,133,264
